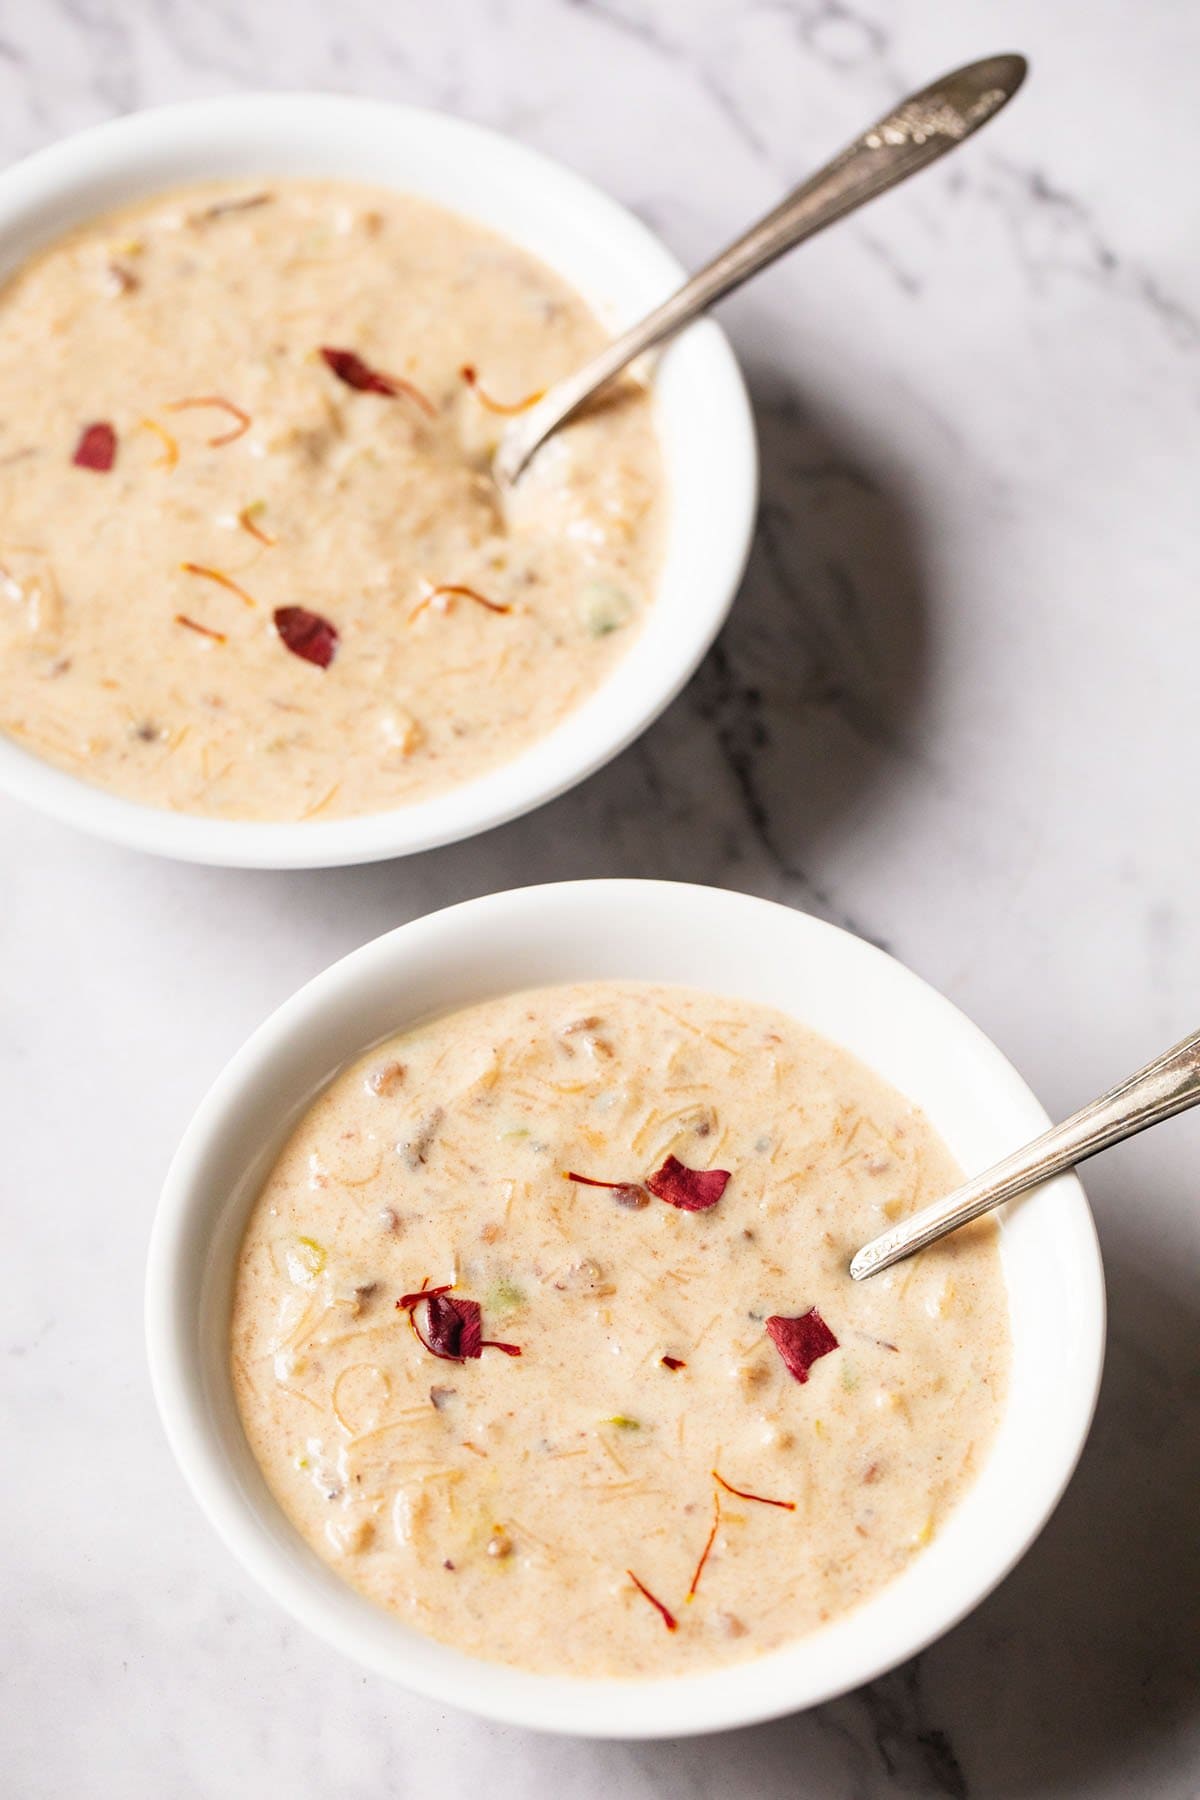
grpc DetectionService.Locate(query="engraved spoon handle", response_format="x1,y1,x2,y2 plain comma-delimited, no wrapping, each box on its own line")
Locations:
850,1027,1200,1280
494,52,1027,484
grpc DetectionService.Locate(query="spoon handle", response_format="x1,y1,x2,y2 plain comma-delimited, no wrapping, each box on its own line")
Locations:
850,1026,1200,1280
496,53,1026,483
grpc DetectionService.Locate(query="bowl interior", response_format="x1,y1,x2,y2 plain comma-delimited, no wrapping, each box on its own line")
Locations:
147,880,1105,1737
0,96,756,866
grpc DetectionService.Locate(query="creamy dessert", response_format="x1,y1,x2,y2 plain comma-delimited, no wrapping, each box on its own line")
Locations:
0,181,663,820
231,983,1009,1677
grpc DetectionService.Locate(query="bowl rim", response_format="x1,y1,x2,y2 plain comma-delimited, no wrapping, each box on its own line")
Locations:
0,93,757,867
145,879,1106,1737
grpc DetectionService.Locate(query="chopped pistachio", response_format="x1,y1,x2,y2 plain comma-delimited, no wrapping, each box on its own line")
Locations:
487,1277,525,1315
582,580,632,637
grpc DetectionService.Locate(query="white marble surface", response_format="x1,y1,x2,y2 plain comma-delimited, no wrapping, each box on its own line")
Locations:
3,2,1198,1794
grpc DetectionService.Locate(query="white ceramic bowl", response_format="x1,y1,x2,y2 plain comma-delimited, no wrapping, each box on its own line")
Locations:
0,97,755,867
147,879,1105,1737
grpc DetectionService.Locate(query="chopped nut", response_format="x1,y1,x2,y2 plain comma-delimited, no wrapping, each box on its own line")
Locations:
925,1277,955,1319
192,191,274,223
332,1275,377,1316
732,1356,771,1393
103,260,140,295
672,1103,716,1140
758,1419,795,1451
391,1485,433,1548
429,1385,457,1411
398,1107,443,1169
338,1281,376,1324
0,549,63,646
303,1444,343,1503
377,711,423,765
486,1526,513,1559
367,1060,406,1097
554,1259,609,1293
325,1516,375,1556
558,1016,614,1060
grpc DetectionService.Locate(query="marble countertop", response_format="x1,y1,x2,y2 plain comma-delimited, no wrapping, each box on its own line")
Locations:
3,2,1197,1795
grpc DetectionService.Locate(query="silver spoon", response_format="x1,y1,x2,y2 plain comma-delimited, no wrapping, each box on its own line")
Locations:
494,52,1028,486
850,1027,1200,1279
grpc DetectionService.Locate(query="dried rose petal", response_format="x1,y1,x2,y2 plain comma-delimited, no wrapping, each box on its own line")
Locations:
646,1154,730,1212
273,605,338,668
73,422,116,471
321,346,395,393
765,1307,839,1384
319,346,435,414
425,1293,482,1360
661,1355,686,1371
397,1286,520,1363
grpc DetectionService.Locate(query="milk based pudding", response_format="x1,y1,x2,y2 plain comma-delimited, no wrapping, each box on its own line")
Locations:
231,983,1009,1677
0,181,663,820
